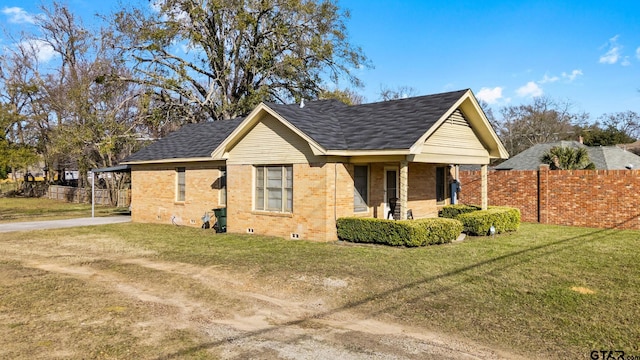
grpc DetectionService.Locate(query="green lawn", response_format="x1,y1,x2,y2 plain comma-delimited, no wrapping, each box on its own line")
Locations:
0,197,127,222
0,197,638,358
16,222,638,358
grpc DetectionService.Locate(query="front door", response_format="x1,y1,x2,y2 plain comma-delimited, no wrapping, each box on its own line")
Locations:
384,168,398,219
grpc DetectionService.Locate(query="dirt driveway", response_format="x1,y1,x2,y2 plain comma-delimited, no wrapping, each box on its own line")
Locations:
0,229,525,359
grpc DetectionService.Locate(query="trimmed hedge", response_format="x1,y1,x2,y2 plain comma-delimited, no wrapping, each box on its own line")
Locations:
456,207,521,236
438,204,481,219
336,217,463,247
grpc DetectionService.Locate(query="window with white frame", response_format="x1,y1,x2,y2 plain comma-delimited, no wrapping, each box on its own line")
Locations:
176,167,185,202
219,167,227,205
436,166,447,204
255,165,292,212
353,165,369,212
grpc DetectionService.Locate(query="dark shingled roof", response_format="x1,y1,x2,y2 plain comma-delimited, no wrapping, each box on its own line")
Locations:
124,118,243,162
266,89,467,150
495,140,640,170
265,99,349,150
125,89,472,162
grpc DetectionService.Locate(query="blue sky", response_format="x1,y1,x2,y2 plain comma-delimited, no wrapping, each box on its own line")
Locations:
1,0,639,120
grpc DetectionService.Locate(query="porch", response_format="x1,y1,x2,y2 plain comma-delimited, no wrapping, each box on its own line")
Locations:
351,160,489,221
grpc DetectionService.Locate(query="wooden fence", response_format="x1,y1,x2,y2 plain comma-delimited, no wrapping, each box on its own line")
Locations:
47,185,131,207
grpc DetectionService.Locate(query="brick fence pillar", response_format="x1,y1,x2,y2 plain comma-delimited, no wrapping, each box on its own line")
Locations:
481,165,488,210
538,164,550,224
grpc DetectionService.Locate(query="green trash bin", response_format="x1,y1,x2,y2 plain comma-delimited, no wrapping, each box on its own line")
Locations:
212,207,227,233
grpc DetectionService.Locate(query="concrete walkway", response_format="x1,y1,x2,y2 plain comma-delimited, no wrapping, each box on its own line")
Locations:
0,216,131,233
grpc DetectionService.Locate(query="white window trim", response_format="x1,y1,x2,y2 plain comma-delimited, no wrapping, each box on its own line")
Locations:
253,165,293,213
176,167,185,202
218,167,227,206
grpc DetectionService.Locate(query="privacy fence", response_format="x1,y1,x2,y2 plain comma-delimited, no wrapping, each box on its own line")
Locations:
47,185,131,207
459,165,640,230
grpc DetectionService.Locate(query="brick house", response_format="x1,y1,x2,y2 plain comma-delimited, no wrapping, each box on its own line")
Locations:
123,89,508,241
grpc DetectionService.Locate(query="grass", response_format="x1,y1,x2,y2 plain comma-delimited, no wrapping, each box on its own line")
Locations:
0,197,127,222
1,219,639,358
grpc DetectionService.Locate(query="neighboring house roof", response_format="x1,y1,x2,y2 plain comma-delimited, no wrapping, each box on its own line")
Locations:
124,118,243,163
495,140,640,170
618,140,640,153
125,89,508,164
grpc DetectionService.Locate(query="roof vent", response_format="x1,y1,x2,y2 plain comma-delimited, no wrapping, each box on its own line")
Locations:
625,164,634,170
299,99,305,108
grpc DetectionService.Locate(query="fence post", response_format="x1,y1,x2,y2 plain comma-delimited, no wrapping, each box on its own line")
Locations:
481,165,488,210
538,164,550,224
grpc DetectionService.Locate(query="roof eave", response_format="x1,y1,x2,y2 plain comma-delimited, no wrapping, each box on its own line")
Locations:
122,157,221,165
325,149,411,156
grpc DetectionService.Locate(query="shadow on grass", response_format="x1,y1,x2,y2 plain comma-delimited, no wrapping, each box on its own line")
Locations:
154,215,639,359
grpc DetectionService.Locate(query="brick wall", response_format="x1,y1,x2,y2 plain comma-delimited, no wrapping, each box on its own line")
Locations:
459,167,640,230
131,162,224,226
227,162,353,242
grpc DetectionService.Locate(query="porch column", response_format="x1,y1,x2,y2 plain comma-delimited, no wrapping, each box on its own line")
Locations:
481,164,488,210
400,160,408,220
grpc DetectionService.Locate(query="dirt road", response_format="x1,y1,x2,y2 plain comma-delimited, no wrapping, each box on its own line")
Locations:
0,231,525,359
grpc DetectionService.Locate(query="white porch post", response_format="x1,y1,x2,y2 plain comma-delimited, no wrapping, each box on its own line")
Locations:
481,164,488,210
91,171,95,218
400,161,408,220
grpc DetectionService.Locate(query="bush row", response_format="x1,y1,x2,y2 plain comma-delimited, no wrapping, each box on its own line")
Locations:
438,204,481,219
336,217,463,247
440,205,521,236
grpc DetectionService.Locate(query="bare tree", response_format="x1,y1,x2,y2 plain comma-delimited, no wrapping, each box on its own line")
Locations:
1,2,144,200
318,88,364,105
495,97,587,156
378,85,418,101
109,0,369,121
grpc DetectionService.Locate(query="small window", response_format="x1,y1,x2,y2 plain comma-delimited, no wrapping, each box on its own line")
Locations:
255,165,292,212
219,167,227,205
176,167,185,202
354,165,369,212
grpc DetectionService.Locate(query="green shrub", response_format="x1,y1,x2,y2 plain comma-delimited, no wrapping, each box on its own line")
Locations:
336,217,463,247
456,207,521,236
413,218,464,245
439,204,481,219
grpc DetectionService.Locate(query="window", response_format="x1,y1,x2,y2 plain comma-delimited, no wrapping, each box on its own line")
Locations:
354,165,369,212
176,167,185,202
436,166,446,204
255,165,292,212
219,167,227,205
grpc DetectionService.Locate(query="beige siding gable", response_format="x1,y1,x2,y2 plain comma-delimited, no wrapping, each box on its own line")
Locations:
422,109,489,159
227,114,321,165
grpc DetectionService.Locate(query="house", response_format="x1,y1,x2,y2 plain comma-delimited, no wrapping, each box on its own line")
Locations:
494,140,640,170
122,89,508,241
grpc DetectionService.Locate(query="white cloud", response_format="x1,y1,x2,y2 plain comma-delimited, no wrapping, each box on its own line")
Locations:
476,87,503,104
2,6,36,24
621,56,631,66
637,47,640,60
599,35,622,64
20,39,56,63
516,81,543,98
561,69,583,82
539,74,559,84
